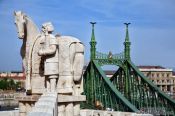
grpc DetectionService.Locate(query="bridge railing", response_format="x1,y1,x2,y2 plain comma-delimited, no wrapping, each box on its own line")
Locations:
96,51,124,60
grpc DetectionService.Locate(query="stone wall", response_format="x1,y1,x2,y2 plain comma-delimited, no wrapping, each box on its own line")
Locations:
0,109,153,116
0,93,19,107
80,109,153,116
0,99,18,107
0,110,19,116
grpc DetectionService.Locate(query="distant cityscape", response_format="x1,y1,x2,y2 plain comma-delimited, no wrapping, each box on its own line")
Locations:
0,65,175,99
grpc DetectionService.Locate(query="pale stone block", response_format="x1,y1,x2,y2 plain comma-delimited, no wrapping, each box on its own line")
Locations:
19,102,26,116
58,95,86,102
39,96,57,102
65,103,73,116
32,105,53,114
0,110,19,116
25,102,32,113
73,103,80,116
28,112,52,116
80,110,153,116
35,101,55,107
58,104,65,116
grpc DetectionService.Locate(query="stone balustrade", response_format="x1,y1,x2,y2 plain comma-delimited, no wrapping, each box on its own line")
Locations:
27,92,57,116
80,109,153,116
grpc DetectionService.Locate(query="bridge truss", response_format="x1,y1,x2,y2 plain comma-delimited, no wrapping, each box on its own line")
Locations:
81,22,175,115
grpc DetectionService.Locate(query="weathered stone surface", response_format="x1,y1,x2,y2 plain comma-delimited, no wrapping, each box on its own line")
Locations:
14,11,85,95
0,110,19,116
14,11,40,91
14,11,85,116
57,95,86,102
27,93,57,116
80,110,153,116
57,36,84,94
15,95,40,102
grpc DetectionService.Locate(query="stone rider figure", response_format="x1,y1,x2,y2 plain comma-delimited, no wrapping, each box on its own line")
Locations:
38,22,59,92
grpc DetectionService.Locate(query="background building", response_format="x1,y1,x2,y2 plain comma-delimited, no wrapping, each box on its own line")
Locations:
0,71,25,89
102,66,175,99
1,66,175,98
138,66,175,98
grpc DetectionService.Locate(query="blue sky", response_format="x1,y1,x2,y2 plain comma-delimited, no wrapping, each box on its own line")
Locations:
0,0,175,71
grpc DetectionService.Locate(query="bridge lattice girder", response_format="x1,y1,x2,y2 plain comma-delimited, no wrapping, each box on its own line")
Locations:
82,22,175,115
82,60,175,115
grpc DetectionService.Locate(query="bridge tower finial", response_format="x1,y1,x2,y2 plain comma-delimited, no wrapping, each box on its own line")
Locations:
90,22,97,60
124,23,131,60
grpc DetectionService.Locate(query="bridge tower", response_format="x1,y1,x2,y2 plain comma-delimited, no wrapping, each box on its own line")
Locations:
90,22,97,60
124,23,131,60
82,22,175,115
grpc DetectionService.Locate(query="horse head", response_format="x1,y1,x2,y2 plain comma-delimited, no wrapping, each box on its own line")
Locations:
14,11,26,39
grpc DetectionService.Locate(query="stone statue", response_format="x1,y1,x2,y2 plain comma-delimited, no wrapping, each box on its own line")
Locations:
38,22,59,92
14,11,43,93
14,11,84,95
56,36,84,116
14,11,85,116
57,35,84,95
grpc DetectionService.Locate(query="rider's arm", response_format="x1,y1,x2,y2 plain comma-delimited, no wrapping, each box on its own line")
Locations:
38,36,58,56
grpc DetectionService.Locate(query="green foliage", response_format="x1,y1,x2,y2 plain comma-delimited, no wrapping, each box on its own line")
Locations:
0,78,20,90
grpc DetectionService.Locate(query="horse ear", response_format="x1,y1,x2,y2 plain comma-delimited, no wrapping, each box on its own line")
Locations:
14,11,16,16
23,13,27,18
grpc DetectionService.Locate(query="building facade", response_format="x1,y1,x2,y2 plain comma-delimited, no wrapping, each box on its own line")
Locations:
104,66,175,99
138,66,175,98
0,71,25,88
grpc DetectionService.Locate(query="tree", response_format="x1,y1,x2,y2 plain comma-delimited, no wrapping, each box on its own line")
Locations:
0,78,18,90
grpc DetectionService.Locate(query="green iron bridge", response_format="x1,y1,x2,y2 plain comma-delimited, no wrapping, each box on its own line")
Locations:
81,22,175,115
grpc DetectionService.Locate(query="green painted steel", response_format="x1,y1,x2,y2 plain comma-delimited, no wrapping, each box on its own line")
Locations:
82,22,175,115
82,60,139,112
124,23,131,60
110,60,175,115
90,22,97,60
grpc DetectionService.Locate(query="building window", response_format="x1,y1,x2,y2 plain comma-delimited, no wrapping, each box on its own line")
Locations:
147,73,150,77
162,80,165,83
157,80,159,83
167,80,169,83
167,86,171,91
162,73,164,77
167,73,169,77
162,85,165,91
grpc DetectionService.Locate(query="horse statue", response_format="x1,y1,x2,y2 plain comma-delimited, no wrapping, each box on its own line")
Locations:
14,11,84,95
14,11,41,93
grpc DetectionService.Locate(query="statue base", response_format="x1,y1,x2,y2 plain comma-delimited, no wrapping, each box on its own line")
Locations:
15,94,86,116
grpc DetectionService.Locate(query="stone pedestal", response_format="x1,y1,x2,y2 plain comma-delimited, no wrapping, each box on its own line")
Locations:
15,95,40,116
58,95,86,116
16,94,86,116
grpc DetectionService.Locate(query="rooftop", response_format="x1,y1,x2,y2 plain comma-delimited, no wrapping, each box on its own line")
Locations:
138,65,173,72
137,66,165,69
173,72,175,76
